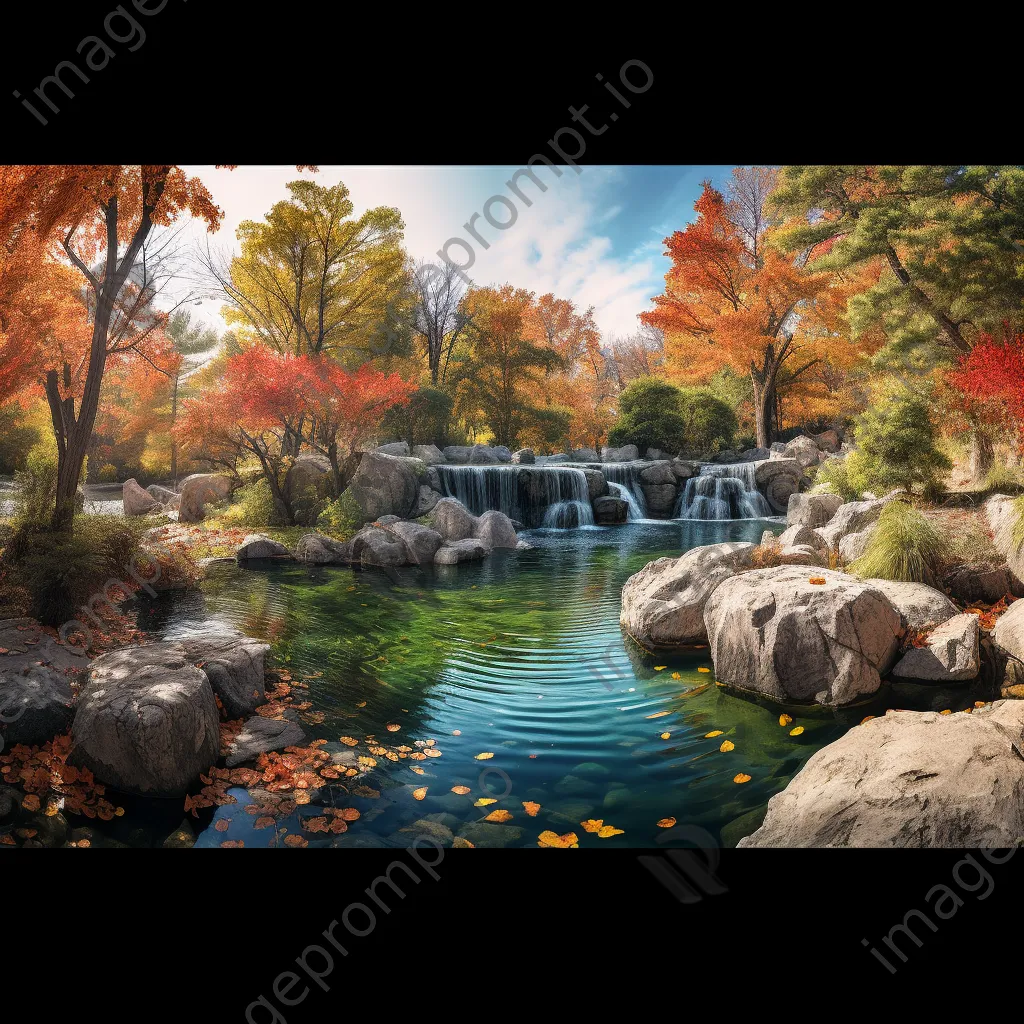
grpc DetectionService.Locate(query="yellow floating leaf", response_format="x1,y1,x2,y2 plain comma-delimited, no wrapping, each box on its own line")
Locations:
656,817,677,828
597,825,624,838
654,666,667,671
355,701,367,708
537,830,579,848
409,766,425,775
412,787,428,800
423,747,442,758
475,752,494,760
474,797,497,807
646,710,671,719
697,667,711,673
789,726,804,736
671,672,682,680
974,701,986,708
719,740,735,752
339,736,359,746
484,809,513,823
452,729,462,735
581,818,604,833
522,801,541,817
385,723,401,732
451,785,472,795
779,714,793,727
660,732,671,740
357,756,377,767
705,730,723,738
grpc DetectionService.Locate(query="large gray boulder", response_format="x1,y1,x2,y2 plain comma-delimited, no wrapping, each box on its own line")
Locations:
787,492,843,529
411,444,444,466
602,445,639,463
813,429,841,452
375,441,410,457
864,579,958,632
942,563,1021,606
783,435,823,469
639,461,676,485
390,522,444,565
816,494,896,553
512,448,535,464
283,454,333,506
442,445,472,464
638,462,677,517
146,484,178,503
838,528,875,564
348,452,420,521
620,542,757,647
225,715,306,768
475,510,518,549
985,494,1024,582
236,534,293,561
573,447,600,463
704,566,902,706
775,523,828,567
350,524,409,567
742,446,771,462
671,460,699,483
178,633,270,719
594,495,628,524
579,468,608,501
891,613,980,681
0,665,75,746
435,539,489,565
0,619,91,677
294,532,353,565
739,702,1024,847
754,458,804,514
178,473,233,523
122,478,162,516
992,600,1024,690
71,644,220,797
469,444,503,465
432,498,478,542
413,485,443,516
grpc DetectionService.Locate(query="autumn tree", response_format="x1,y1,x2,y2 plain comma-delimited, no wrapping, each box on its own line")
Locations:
643,171,829,447
411,259,471,387
1,165,222,530
454,286,563,449
610,323,665,384
948,330,1024,448
164,310,220,481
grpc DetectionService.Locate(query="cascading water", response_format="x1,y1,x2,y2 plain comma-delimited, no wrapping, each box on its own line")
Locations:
676,462,773,520
434,465,594,529
601,463,648,519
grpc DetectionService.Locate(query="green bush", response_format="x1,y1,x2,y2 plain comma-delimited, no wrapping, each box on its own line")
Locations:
11,531,105,626
848,500,942,584
380,387,453,447
610,377,736,456
317,489,364,538
0,405,41,475
812,456,859,502
97,463,119,483
846,383,951,495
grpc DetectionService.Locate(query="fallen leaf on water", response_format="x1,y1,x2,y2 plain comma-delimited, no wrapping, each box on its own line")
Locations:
452,729,461,735
339,736,359,747
355,701,366,708
409,767,425,775
283,835,308,847
581,819,604,833
733,773,752,784
21,795,40,812
671,672,682,680
705,730,723,738
254,817,275,829
423,747,442,758
221,840,245,848
453,837,475,848
451,786,471,795
719,740,735,752
789,726,804,736
860,715,875,724
412,787,428,800
779,714,793,727
522,801,541,817
474,797,497,807
656,817,677,828
214,819,230,832
697,667,711,673
358,756,377,768
0,835,16,845
475,752,494,760
386,723,401,732
597,824,624,837
646,711,671,719
538,830,579,848
654,666,667,671
484,809,513,823
660,732,671,740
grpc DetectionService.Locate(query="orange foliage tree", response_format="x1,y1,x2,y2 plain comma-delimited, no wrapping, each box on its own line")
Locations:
642,171,852,447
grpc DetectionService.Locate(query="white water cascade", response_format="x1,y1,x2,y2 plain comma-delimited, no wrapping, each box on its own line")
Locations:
675,462,773,520
434,465,594,529
601,463,648,520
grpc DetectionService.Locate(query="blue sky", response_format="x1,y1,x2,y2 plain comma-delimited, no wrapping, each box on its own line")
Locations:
179,165,735,340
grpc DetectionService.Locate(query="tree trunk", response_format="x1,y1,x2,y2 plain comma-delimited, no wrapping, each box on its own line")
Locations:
170,373,179,483
969,429,995,486
751,375,776,448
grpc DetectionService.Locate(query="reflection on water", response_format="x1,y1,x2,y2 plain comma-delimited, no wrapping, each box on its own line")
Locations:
138,518,876,848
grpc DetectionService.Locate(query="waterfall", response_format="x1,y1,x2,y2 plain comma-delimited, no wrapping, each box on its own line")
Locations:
675,463,772,520
541,500,595,528
601,463,648,519
435,465,593,528
607,482,644,521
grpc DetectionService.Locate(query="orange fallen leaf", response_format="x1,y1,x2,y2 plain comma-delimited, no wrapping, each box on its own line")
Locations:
808,577,826,585
779,714,793,727
339,736,359,746
597,824,624,837
671,672,682,680
538,830,579,848
409,766,425,775
386,723,401,732
660,732,671,740
860,715,875,724
214,819,230,832
475,752,494,760
522,801,541,817
697,667,711,673
451,786,472,795
484,809,513,823
719,740,735,752
283,835,308,847
21,794,40,812
452,836,475,848
656,817,677,828
220,840,245,848
733,773,752,784
412,787,428,800
254,817,275,829
474,797,497,807
581,818,604,833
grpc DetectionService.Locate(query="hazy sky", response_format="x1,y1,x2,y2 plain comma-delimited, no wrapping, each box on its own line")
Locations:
176,164,732,341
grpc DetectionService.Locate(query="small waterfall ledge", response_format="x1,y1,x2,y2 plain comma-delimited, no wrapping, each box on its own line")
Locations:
675,463,774,520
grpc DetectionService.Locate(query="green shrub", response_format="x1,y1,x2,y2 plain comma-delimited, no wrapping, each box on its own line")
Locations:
380,386,453,446
985,463,1024,492
0,405,41,474
849,500,942,584
97,463,119,483
13,441,60,524
846,382,951,495
677,387,737,455
11,531,106,626
292,483,327,527
317,489,364,538
75,515,146,578
812,456,860,502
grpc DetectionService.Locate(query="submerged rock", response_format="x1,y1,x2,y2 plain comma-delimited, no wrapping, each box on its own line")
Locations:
739,702,1024,847
704,566,902,706
434,539,489,564
620,542,757,647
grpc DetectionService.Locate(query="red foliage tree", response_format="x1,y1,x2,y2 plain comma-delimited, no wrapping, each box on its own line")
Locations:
947,330,1024,446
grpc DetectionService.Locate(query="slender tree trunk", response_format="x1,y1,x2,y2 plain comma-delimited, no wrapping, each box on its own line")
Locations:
969,429,995,486
751,374,776,448
170,373,179,483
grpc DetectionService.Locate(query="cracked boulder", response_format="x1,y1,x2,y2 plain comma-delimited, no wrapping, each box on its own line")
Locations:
704,566,902,706
739,701,1024,847
891,613,980,681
